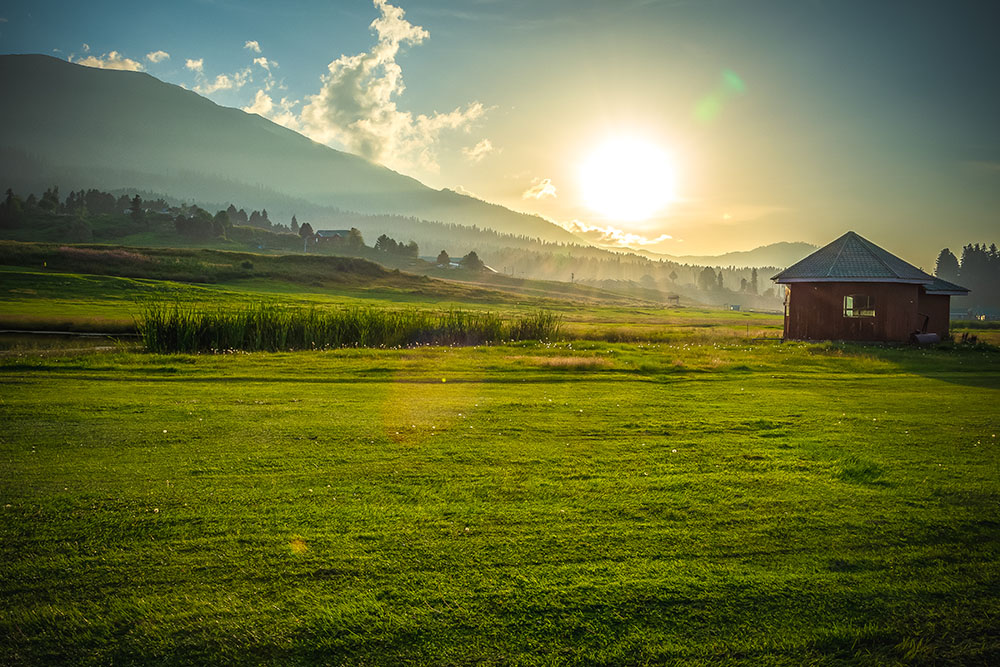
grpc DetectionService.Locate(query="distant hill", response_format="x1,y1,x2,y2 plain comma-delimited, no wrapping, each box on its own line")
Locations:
630,241,817,269
0,54,579,245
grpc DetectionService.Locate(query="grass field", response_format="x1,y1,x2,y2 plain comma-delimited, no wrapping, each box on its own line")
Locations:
0,261,785,343
2,339,999,664
3,244,999,663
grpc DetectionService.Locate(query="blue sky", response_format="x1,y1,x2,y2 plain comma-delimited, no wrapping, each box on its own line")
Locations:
1,0,998,262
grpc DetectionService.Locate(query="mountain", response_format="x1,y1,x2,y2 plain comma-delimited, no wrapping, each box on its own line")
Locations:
0,54,579,244
630,241,817,269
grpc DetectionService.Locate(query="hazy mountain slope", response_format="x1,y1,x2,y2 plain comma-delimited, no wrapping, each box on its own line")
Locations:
0,54,578,244
631,241,817,268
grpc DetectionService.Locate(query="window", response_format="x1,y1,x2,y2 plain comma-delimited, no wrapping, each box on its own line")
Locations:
844,294,875,318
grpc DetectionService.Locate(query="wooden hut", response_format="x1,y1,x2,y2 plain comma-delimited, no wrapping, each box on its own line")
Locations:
771,231,969,342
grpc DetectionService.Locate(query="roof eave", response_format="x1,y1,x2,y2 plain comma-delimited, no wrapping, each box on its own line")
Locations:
773,277,932,285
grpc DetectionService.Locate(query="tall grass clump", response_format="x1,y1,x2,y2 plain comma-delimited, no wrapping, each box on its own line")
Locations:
138,304,560,353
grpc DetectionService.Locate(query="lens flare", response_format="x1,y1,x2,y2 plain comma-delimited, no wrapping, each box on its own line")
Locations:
695,69,747,123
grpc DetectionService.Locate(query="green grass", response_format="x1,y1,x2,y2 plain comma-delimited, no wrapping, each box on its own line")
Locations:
2,341,999,664
1,264,784,344
137,303,561,352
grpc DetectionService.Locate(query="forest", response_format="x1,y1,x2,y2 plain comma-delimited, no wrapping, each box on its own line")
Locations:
4,185,995,313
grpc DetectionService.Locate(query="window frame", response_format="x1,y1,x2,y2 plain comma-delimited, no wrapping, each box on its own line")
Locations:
843,294,875,318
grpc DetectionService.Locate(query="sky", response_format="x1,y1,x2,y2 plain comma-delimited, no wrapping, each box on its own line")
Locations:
1,0,998,265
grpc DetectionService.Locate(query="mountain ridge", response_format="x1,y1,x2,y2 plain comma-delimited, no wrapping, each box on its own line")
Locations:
0,54,580,245
627,241,817,269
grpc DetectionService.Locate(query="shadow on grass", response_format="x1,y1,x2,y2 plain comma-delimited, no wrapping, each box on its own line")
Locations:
812,341,1000,389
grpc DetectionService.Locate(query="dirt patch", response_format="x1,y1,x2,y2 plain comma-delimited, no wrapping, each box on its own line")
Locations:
506,355,613,368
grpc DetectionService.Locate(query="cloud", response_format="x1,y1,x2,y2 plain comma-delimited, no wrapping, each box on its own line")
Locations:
195,68,251,95
453,185,480,198
81,43,89,52
564,220,671,247
522,177,557,200
298,0,486,173
244,40,262,53
243,89,301,130
185,58,204,73
253,56,272,71
244,89,273,115
145,50,170,64
71,50,144,72
463,138,495,162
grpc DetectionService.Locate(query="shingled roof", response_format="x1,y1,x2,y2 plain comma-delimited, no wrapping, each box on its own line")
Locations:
772,231,967,294
924,276,970,295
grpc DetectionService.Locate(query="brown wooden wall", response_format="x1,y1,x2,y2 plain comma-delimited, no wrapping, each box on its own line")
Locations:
785,282,925,342
917,292,951,338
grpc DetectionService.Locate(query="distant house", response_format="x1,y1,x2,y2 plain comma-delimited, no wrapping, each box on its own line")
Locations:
771,231,969,342
314,229,352,240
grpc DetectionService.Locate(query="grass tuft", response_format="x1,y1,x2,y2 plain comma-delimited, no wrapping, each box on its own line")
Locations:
836,455,889,485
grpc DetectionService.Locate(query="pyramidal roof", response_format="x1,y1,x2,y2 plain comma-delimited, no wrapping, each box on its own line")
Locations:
772,232,966,294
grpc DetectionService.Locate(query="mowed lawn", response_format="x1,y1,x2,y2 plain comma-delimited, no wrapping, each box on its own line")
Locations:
2,342,999,664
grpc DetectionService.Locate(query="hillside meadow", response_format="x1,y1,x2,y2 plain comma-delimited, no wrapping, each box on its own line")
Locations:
0,240,785,345
2,243,1000,664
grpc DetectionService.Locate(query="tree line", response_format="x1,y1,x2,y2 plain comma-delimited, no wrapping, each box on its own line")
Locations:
935,244,1000,311
0,185,795,306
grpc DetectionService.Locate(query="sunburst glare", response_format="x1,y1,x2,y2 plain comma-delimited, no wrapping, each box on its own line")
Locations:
578,137,676,222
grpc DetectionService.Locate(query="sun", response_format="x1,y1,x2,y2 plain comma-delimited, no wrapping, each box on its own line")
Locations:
578,137,675,222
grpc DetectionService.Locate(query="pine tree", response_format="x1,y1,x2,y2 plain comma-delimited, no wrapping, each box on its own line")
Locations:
934,248,960,283
347,228,365,248
461,251,485,271
129,195,144,223
0,189,23,226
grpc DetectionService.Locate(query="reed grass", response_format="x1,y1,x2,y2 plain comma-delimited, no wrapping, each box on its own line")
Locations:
137,303,561,352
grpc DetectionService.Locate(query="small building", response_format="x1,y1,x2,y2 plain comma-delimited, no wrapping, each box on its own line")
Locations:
314,229,352,240
771,231,969,342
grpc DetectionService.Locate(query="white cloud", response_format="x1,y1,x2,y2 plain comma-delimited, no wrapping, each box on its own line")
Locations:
565,220,671,247
298,0,486,173
522,177,557,200
244,89,274,116
244,40,262,53
195,68,251,95
453,185,480,198
81,43,90,52
71,50,144,72
463,138,496,162
243,89,301,130
145,50,170,64
253,56,272,71
185,58,204,73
